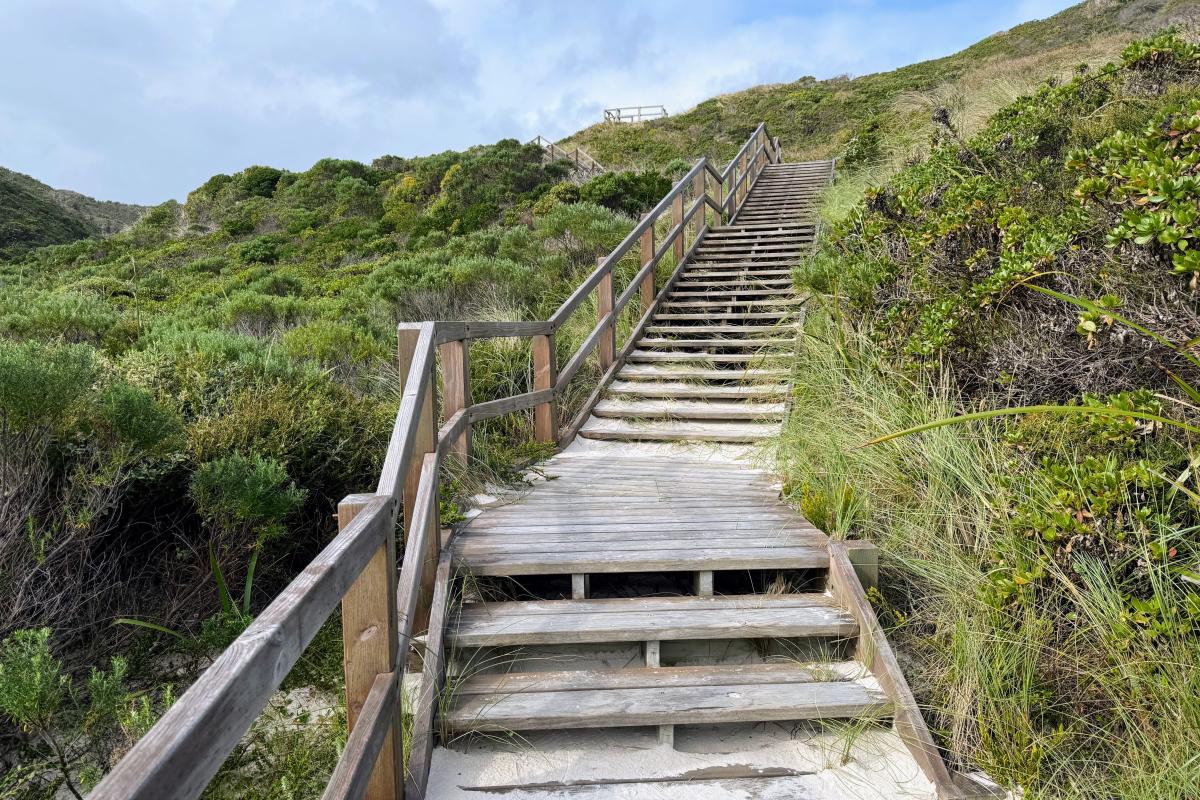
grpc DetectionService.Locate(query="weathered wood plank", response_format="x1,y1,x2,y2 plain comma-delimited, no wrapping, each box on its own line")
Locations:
827,542,960,797
337,495,401,800
451,594,856,646
405,553,452,799
448,677,889,732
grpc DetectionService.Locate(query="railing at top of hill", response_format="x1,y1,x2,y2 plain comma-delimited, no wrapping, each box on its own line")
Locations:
604,104,668,123
530,135,606,178
90,123,784,800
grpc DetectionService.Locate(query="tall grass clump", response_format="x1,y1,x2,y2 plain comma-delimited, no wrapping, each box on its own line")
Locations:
780,305,1200,797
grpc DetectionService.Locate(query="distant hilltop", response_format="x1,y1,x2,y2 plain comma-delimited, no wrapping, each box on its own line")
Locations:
0,166,148,259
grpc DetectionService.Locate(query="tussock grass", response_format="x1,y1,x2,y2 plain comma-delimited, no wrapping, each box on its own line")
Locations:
778,305,1200,797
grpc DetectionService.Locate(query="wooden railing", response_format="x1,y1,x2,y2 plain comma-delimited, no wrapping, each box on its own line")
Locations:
603,104,668,123
89,122,782,800
529,135,605,178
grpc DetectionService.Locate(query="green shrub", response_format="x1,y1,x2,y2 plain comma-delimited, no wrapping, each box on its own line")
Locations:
238,236,280,265
238,166,284,199
190,453,305,543
100,382,183,453
579,170,671,216
0,340,96,429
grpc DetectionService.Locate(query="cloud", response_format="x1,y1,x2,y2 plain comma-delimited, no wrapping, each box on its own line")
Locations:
0,0,1077,203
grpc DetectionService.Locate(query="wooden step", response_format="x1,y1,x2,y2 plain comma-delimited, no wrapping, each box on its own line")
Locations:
671,287,795,297
451,594,855,647
675,277,793,287
645,324,798,335
607,380,787,400
697,244,807,253
626,351,781,364
454,529,825,574
717,223,814,232
580,418,779,443
446,663,889,733
637,337,790,348
617,363,788,380
691,254,804,263
686,266,796,275
652,311,799,321
662,298,803,309
593,398,785,421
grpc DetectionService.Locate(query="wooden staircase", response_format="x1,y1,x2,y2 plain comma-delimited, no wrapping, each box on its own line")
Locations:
579,160,834,444
91,126,990,800
433,161,983,798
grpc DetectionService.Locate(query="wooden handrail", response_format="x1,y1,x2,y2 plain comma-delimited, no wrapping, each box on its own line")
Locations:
92,121,783,800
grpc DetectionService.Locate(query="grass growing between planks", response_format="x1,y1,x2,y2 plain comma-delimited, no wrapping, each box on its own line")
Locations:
777,306,1200,798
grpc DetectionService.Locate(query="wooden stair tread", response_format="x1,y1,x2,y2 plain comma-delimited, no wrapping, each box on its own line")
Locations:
593,398,785,421
446,664,889,732
617,365,788,382
607,380,786,399
637,337,791,347
451,594,856,646
579,417,779,443
626,351,784,363
645,324,797,334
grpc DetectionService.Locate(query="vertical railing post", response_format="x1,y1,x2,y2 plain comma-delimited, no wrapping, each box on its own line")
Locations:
639,213,655,316
715,170,726,227
532,334,558,443
338,494,402,800
597,256,615,371
399,327,438,634
671,191,684,264
691,166,706,241
438,338,470,460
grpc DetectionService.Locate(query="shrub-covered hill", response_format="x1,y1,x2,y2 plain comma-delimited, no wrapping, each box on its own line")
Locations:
561,0,1200,173
0,136,677,796
0,167,147,259
785,32,1200,797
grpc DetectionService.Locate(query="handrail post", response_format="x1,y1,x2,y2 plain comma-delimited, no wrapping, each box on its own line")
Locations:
691,167,706,241
726,166,736,219
639,213,655,315
671,192,684,264
400,327,438,634
338,495,403,800
439,338,470,461
597,256,616,370
532,334,558,443
715,172,726,227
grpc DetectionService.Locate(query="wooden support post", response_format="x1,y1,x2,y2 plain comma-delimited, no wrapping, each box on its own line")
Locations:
639,213,655,316
400,328,438,634
691,170,706,239
572,574,589,599
532,333,558,443
695,571,713,597
339,494,403,800
438,338,470,461
597,257,615,371
671,192,684,263
644,641,673,746
845,540,879,593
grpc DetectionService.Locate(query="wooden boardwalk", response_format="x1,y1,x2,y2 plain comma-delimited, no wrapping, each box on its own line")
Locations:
90,126,985,800
434,161,977,798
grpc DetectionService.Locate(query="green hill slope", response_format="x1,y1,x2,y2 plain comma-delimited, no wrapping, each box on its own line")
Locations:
0,167,147,258
562,0,1200,171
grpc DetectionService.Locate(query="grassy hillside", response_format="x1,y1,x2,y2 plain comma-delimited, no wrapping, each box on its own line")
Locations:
784,31,1200,798
0,137,675,798
0,167,146,259
562,0,1200,172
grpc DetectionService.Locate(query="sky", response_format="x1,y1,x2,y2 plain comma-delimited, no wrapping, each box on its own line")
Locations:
0,0,1078,205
